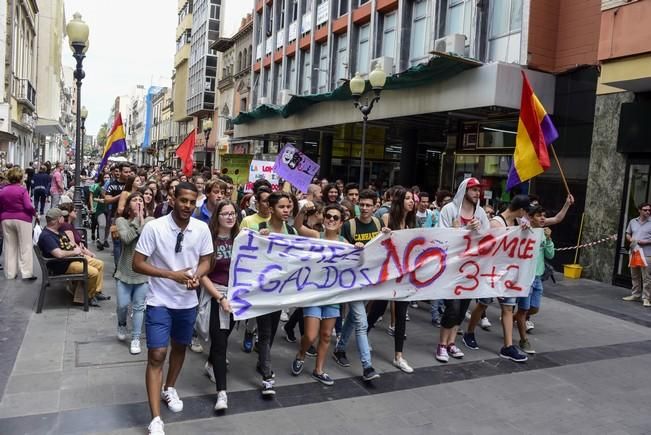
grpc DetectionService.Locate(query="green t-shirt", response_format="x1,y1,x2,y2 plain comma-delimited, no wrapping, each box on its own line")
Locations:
240,213,270,230
341,217,384,245
90,183,105,214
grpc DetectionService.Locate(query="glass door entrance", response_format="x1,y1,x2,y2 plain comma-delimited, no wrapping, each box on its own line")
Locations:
615,162,651,285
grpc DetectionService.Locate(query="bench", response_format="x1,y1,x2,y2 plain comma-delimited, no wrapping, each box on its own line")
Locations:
33,245,89,313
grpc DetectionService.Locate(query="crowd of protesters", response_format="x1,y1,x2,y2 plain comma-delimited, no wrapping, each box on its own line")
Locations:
0,160,577,435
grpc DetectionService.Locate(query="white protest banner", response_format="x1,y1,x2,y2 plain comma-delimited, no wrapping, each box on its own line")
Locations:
246,160,279,192
228,227,543,320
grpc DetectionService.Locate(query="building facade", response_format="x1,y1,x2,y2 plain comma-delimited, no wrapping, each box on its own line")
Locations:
235,0,601,269
3,0,39,167
582,0,651,286
187,0,224,167
213,14,254,162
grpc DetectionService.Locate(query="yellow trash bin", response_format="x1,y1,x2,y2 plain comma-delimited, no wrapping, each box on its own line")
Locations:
563,264,583,279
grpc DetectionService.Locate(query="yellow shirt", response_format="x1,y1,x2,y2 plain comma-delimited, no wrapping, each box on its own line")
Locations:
240,213,270,230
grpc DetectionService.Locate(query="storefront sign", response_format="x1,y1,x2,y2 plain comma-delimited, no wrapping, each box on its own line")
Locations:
228,227,543,319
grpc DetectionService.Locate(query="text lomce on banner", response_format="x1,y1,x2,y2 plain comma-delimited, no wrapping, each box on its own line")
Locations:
228,227,544,320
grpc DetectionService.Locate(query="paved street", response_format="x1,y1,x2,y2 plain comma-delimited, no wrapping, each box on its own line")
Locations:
1,246,651,435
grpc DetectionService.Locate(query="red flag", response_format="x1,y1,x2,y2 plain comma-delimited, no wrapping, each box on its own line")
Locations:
175,129,196,177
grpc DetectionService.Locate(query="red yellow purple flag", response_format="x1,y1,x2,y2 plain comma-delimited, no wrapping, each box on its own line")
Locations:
97,113,128,173
506,72,559,190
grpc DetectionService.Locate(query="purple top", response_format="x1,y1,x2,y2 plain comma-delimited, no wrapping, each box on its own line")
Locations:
0,184,35,223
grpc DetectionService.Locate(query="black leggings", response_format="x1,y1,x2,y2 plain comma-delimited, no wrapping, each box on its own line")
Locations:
33,190,47,214
367,300,408,353
208,298,235,391
256,310,281,380
91,213,100,239
440,299,471,329
285,308,304,336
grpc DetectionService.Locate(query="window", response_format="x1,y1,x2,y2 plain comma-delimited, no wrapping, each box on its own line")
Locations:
317,42,328,93
356,23,370,75
380,12,397,59
446,0,471,37
265,69,272,99
266,4,273,36
409,0,428,65
488,0,522,63
335,33,348,82
289,0,299,21
274,66,283,103
337,0,348,17
300,50,312,95
278,0,286,30
287,56,297,92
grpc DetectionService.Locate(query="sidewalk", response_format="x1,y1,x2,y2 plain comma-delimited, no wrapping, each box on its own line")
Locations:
1,248,650,434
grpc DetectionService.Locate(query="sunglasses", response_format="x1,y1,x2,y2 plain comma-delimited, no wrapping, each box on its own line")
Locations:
324,213,341,221
642,209,651,212
175,232,184,253
219,212,237,218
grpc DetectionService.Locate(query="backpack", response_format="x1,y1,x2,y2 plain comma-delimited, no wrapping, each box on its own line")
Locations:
286,224,297,235
348,216,381,240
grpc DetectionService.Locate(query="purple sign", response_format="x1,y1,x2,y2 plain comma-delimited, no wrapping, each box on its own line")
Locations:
274,144,320,193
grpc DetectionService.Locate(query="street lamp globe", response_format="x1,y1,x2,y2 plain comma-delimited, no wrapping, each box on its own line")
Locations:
66,12,89,49
203,118,213,132
81,106,88,121
349,72,365,97
369,63,387,90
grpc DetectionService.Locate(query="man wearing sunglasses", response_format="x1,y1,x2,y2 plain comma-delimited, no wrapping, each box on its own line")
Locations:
623,202,651,307
133,182,213,435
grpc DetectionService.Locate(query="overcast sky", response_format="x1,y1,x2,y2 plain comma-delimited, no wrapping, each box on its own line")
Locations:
63,0,253,136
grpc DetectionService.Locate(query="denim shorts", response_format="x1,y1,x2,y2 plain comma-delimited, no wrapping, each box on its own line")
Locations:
478,297,517,307
518,277,544,311
303,305,340,320
145,305,198,349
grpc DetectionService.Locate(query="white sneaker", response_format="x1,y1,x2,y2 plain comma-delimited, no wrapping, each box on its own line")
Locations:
464,311,471,321
214,390,228,411
280,310,289,322
480,317,492,330
190,336,203,353
148,416,165,435
161,387,183,413
393,357,414,373
130,339,141,355
204,361,216,384
525,320,535,332
117,325,127,341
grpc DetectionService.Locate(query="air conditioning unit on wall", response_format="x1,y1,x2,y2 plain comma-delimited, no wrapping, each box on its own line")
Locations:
434,34,466,56
371,57,394,75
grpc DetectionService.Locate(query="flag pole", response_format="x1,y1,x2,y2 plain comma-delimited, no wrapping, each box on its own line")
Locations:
549,144,571,196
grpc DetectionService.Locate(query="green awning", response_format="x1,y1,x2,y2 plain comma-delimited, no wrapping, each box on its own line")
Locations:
233,53,482,125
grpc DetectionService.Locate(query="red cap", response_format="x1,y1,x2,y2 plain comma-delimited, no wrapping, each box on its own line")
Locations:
466,177,481,189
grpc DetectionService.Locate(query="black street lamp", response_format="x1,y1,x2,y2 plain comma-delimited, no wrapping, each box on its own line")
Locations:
66,12,89,226
348,63,387,189
203,117,213,169
80,105,88,161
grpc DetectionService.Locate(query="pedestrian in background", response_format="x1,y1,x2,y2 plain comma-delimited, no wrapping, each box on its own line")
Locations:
0,166,36,280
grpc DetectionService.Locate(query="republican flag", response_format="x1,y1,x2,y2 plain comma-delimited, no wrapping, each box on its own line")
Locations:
176,129,196,177
97,113,128,173
506,72,559,191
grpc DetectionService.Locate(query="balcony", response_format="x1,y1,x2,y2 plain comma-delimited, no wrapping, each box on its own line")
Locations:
12,76,36,111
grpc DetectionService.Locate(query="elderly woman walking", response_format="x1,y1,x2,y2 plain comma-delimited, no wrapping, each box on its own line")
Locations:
0,167,36,280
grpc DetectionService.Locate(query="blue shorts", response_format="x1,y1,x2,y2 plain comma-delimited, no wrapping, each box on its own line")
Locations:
303,305,340,320
518,277,544,311
478,297,517,307
145,305,198,349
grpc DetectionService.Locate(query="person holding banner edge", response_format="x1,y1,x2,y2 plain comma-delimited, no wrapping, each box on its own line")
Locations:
291,202,347,385
435,177,489,363
199,200,238,411
256,191,298,396
366,186,417,374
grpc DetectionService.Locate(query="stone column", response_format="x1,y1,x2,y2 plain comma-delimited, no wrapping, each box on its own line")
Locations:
582,91,634,283
319,133,333,179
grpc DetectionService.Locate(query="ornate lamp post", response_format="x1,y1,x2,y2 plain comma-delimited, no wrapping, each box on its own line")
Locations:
66,12,89,226
203,117,213,169
80,106,88,162
348,64,387,189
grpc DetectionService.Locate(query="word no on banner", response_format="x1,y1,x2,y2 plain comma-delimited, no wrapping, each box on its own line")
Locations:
228,227,543,320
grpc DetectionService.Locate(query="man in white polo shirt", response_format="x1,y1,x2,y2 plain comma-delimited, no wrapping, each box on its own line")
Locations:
133,182,213,435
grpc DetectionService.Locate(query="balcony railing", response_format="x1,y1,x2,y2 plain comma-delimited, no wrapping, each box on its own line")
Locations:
12,76,36,109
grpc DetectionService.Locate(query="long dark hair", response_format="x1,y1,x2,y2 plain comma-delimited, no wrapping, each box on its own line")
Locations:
323,183,340,205
208,200,239,245
140,186,156,217
122,191,145,218
124,175,138,193
388,187,416,230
